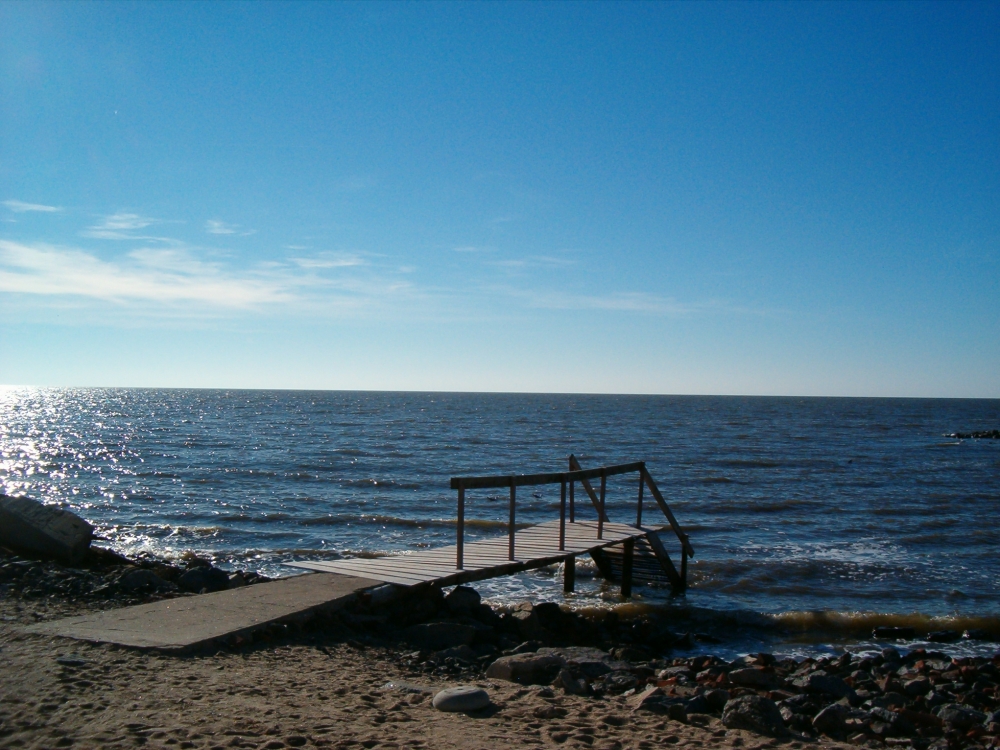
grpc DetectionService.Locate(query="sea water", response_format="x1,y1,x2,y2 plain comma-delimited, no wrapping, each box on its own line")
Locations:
2,388,998,658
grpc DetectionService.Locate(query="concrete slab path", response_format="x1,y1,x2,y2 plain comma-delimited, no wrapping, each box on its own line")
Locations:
25,572,381,651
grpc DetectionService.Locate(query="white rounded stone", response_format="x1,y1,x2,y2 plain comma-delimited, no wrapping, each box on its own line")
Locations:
432,685,491,712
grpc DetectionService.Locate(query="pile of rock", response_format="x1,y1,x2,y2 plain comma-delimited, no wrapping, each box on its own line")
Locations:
476,645,1000,749
0,494,268,607
332,586,1000,748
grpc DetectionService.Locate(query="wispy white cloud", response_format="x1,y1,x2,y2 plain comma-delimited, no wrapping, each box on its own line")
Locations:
0,240,291,308
0,240,424,318
206,219,237,235
80,212,174,241
3,200,62,213
290,253,366,269
206,219,254,236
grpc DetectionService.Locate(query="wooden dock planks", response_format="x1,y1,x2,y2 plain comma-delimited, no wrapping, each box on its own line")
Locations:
287,519,653,588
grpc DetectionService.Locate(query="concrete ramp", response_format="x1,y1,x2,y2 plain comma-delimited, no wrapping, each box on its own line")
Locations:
25,572,380,651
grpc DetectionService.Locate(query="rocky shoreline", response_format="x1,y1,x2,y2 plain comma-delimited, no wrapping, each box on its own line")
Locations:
3,543,1000,750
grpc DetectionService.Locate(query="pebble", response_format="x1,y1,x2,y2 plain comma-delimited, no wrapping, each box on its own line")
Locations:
431,685,491,712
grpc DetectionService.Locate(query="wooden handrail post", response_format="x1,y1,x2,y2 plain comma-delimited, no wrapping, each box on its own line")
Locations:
598,468,606,540
680,547,688,592
456,484,465,570
559,479,567,551
569,480,575,523
508,477,516,561
636,466,645,528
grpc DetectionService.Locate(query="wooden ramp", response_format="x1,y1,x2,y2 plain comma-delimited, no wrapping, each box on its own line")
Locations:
25,572,381,651
289,519,655,589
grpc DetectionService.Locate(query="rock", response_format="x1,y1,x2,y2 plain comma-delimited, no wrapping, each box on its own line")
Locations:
0,495,93,563
793,670,857,701
629,686,665,711
444,586,480,614
927,630,961,643
119,568,173,592
432,686,491,712
684,695,710,715
813,703,851,736
511,640,542,654
538,647,615,679
599,671,639,694
869,707,916,737
435,645,478,662
881,647,903,662
404,622,477,651
510,606,549,641
870,692,907,709
485,652,565,684
227,572,247,588
902,677,930,696
729,667,787,690
553,667,588,695
705,689,731,713
533,601,563,628
722,695,790,737
611,646,650,663
176,566,230,593
936,703,987,730
659,666,695,680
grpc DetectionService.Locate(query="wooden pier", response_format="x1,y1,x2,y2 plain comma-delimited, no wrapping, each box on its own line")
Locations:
29,456,693,651
290,455,694,597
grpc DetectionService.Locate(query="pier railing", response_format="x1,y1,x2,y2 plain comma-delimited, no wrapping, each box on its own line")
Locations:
449,455,694,593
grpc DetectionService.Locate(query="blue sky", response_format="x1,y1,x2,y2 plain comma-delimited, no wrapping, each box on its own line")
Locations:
1,1,997,396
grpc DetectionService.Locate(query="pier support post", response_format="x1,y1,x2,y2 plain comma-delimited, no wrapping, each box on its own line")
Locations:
621,538,634,598
564,555,576,593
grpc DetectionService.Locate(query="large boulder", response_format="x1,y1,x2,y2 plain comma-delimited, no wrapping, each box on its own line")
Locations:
485,652,565,684
812,703,852,736
728,667,787,690
793,670,857,701
722,695,790,737
177,566,230,593
444,586,481,614
537,647,616,679
508,603,551,641
936,704,987,730
0,494,93,563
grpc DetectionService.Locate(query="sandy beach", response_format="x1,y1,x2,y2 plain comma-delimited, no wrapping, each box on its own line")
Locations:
1,597,827,750
4,544,999,750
